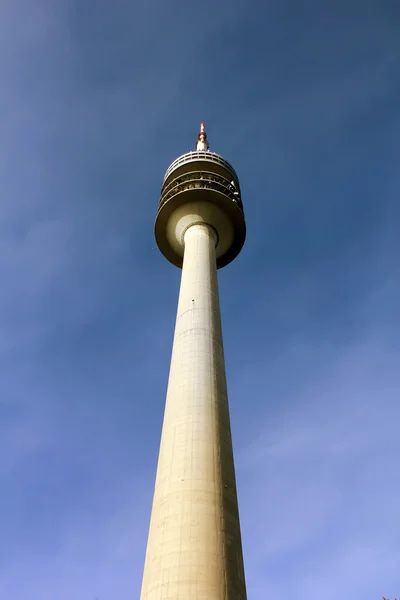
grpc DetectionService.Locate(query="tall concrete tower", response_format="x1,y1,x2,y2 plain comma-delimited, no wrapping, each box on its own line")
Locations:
140,124,247,600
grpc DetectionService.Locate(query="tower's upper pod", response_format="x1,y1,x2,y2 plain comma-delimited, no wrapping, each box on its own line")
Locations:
163,123,240,188
155,123,246,269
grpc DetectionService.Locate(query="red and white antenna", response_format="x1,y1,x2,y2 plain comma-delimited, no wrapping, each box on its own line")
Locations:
196,122,210,151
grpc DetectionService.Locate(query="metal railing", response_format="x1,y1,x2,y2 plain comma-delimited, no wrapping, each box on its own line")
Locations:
158,170,243,214
163,151,239,184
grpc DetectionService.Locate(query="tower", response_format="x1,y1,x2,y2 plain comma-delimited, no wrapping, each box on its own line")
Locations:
140,124,247,599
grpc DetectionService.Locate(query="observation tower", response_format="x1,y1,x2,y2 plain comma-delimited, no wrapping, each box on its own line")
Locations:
140,123,247,600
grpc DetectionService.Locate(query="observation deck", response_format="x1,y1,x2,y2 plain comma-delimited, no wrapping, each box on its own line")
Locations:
155,126,246,269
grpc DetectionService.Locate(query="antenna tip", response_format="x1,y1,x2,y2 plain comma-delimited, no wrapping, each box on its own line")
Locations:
196,122,209,151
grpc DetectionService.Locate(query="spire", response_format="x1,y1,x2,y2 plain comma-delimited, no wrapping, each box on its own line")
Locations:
196,122,210,151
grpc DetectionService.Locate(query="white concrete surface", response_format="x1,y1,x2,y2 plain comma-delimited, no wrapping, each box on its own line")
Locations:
140,222,247,600
166,200,234,262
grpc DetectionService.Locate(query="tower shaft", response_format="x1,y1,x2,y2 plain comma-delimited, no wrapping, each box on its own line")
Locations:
140,223,246,599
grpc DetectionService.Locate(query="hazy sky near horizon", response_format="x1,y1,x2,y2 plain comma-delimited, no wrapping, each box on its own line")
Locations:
1,1,400,598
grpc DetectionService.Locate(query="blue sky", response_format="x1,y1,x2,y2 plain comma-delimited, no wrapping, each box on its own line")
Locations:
1,0,399,598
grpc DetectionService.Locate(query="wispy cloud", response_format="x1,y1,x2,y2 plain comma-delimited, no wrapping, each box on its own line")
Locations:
236,336,400,599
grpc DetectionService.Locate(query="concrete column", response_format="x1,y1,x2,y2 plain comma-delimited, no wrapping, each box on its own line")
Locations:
140,223,247,600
